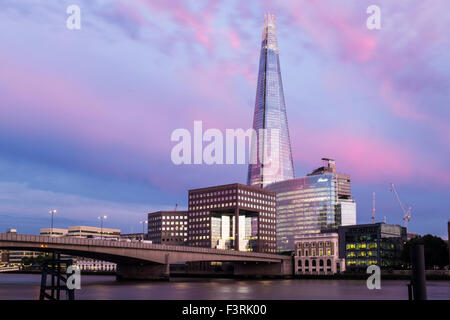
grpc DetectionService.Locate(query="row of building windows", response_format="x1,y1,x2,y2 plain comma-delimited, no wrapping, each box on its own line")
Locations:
190,189,275,200
298,259,334,267
298,249,333,257
190,189,236,198
190,196,274,205
190,228,210,234
346,242,378,250
190,236,210,240
156,232,187,237
346,259,378,266
161,221,187,225
161,238,187,242
190,203,275,211
346,251,377,258
161,226,186,230
299,241,332,248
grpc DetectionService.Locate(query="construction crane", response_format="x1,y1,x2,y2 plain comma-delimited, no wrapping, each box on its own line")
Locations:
371,192,376,224
390,183,412,228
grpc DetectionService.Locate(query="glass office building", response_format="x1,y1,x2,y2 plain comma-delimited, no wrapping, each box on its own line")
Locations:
247,13,295,188
338,223,407,271
265,159,356,252
265,174,339,252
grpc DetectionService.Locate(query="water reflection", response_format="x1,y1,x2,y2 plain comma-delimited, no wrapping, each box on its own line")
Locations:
0,274,448,300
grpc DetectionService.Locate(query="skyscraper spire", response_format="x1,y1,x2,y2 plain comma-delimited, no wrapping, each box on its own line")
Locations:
247,14,295,188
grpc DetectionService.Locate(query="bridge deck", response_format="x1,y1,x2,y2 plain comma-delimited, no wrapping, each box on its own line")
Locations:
0,233,289,263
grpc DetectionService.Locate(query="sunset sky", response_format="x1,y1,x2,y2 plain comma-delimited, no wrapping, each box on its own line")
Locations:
0,0,449,238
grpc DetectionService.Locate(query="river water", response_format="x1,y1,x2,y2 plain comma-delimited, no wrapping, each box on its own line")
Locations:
0,274,448,300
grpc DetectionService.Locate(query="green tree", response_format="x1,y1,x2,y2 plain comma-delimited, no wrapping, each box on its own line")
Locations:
402,234,449,269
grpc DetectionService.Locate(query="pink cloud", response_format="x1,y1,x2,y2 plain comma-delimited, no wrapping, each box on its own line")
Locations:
291,126,450,186
281,0,377,63
0,54,180,181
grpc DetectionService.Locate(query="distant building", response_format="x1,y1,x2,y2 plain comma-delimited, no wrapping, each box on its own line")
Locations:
120,233,150,242
4,228,43,266
40,228,68,237
265,159,356,252
338,223,407,271
188,183,276,253
7,251,43,265
67,226,120,239
0,250,8,264
407,232,419,241
76,259,116,272
336,200,357,226
147,210,188,245
294,233,345,275
448,221,450,265
64,226,120,272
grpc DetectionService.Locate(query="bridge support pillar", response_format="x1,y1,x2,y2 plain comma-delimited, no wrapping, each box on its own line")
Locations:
116,263,169,281
233,260,293,278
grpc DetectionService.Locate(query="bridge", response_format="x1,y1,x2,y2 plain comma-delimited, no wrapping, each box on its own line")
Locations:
0,233,292,279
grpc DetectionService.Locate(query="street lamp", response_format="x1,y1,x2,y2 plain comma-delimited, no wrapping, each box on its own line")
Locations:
49,209,57,236
140,220,148,241
98,215,107,239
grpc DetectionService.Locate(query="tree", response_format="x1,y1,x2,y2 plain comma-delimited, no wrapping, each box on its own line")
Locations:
402,234,449,269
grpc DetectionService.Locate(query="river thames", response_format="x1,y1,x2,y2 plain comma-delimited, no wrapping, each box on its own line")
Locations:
0,274,448,300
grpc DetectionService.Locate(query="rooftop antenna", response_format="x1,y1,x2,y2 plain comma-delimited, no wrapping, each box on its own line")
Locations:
372,192,376,224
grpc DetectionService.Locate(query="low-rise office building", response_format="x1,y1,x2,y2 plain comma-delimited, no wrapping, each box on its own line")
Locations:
65,226,121,271
294,233,345,274
40,228,68,237
75,259,117,272
67,226,121,239
120,233,150,242
148,211,188,245
7,251,43,265
338,223,407,271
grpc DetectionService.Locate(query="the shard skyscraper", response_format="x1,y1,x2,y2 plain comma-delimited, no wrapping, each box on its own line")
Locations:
247,14,295,188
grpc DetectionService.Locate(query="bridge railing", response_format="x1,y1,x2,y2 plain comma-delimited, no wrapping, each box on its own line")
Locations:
0,233,287,260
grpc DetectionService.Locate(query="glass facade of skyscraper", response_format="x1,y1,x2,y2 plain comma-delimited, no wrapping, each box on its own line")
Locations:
265,174,339,252
247,14,295,188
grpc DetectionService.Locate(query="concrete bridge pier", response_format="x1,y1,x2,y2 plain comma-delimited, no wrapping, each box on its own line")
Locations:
116,263,170,281
116,253,170,281
233,259,293,278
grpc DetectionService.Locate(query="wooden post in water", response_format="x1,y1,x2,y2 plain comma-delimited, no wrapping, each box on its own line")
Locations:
410,244,427,300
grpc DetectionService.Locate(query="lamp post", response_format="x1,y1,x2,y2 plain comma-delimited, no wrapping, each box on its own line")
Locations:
98,215,107,239
140,220,148,241
49,209,57,236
